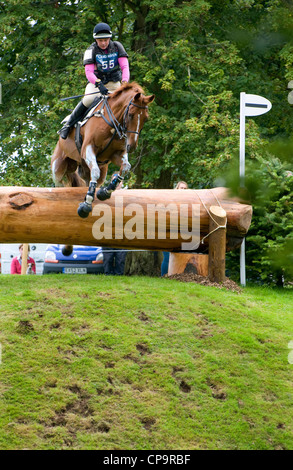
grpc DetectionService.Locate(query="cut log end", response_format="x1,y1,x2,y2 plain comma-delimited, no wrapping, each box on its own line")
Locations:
168,253,209,277
9,193,34,210
209,205,227,219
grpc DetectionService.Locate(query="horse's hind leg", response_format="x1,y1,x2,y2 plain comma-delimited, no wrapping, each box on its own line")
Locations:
52,143,85,187
52,156,85,187
51,153,68,187
77,144,101,218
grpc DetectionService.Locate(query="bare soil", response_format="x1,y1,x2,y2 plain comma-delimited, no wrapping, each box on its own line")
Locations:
166,273,242,293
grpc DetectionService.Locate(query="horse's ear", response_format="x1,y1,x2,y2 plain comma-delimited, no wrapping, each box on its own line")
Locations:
145,94,155,105
133,93,142,102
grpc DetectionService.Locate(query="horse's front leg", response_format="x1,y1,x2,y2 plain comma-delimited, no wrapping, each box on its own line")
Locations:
77,144,100,218
96,151,131,201
120,152,131,178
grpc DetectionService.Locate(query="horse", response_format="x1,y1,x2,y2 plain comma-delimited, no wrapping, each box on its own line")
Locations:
51,82,155,219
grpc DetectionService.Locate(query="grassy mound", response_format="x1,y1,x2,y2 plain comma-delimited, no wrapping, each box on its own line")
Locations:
0,275,292,450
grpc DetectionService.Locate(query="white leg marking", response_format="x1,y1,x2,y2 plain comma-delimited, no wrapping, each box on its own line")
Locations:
52,160,63,186
85,144,100,182
122,153,131,174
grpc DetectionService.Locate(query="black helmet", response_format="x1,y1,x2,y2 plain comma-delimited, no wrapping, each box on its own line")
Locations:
93,23,112,39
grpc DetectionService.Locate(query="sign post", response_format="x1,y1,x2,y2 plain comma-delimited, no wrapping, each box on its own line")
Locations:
239,92,272,286
21,243,29,275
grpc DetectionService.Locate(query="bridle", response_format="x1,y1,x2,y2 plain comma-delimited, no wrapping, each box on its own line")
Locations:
94,96,148,138
93,95,148,159
122,99,148,136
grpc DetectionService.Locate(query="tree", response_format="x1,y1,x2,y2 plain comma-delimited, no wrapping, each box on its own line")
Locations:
225,153,293,286
2,0,293,189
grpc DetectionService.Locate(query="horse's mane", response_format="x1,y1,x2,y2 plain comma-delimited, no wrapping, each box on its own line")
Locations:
109,81,145,100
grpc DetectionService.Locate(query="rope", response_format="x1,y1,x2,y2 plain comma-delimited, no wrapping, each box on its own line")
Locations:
197,189,227,244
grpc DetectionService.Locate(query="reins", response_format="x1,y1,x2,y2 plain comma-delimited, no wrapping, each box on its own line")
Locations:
93,95,148,158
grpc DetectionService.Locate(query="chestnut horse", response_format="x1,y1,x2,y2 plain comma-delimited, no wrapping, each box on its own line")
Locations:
51,82,155,218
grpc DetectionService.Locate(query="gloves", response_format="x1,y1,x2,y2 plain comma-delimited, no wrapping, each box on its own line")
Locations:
96,81,108,95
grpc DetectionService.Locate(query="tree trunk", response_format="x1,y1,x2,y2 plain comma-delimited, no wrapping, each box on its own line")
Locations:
124,251,162,276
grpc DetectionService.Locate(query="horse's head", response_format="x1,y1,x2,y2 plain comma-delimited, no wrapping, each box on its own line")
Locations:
124,92,155,153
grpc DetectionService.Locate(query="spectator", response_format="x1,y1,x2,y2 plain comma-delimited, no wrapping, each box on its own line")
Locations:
102,247,127,275
11,244,36,275
102,173,127,275
161,181,189,276
175,181,188,190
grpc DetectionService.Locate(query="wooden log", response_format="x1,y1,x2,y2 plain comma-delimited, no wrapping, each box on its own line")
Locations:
208,206,227,283
0,186,252,252
168,253,209,276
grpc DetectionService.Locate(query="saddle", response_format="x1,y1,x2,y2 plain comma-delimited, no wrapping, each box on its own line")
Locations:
74,97,102,153
74,96,121,160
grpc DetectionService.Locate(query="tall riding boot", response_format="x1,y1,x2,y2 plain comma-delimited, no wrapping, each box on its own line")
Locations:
58,101,88,139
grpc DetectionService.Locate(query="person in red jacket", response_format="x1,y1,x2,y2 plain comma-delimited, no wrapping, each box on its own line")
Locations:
10,244,36,275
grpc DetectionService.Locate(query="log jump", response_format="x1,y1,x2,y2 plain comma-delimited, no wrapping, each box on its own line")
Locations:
0,186,252,254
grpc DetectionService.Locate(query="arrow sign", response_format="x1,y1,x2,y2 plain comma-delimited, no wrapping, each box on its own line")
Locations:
240,92,272,181
242,93,272,117
239,92,272,287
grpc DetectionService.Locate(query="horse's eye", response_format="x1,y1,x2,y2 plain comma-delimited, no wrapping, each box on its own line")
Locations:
128,113,134,120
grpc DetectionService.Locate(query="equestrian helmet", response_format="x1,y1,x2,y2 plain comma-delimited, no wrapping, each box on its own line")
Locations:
93,23,112,39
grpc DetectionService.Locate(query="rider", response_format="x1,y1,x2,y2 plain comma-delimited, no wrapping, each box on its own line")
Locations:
58,22,130,140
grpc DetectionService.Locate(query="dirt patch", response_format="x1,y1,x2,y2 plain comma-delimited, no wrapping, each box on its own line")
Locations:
166,273,242,293
50,386,93,427
138,311,150,322
98,292,113,298
105,362,115,369
136,343,151,356
172,366,184,377
50,321,61,330
16,320,34,334
123,354,139,363
44,379,57,389
207,378,227,400
179,380,191,393
141,417,156,430
97,422,110,433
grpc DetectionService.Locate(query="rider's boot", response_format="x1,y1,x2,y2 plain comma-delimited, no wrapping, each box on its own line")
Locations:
58,101,88,140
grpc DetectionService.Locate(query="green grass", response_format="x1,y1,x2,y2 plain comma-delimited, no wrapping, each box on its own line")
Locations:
0,274,292,450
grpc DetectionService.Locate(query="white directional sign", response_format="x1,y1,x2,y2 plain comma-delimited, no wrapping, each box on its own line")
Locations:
239,92,272,183
242,93,272,117
239,92,272,287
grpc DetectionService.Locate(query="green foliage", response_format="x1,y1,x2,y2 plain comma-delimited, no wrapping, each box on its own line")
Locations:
0,0,293,284
226,154,293,285
2,0,293,188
